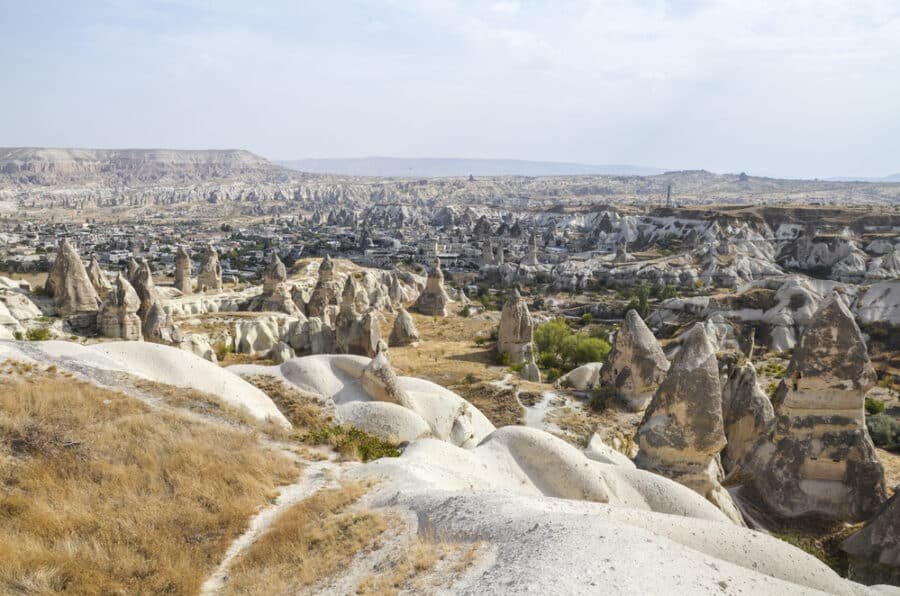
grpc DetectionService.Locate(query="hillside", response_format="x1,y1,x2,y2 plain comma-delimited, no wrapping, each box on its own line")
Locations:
0,147,292,186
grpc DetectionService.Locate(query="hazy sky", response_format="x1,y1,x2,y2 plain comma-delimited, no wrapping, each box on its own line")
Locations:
3,0,899,178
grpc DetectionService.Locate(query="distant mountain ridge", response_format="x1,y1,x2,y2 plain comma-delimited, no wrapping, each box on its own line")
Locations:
0,147,291,186
826,173,900,183
279,157,666,177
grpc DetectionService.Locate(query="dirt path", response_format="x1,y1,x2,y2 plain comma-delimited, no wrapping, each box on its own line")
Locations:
200,458,354,594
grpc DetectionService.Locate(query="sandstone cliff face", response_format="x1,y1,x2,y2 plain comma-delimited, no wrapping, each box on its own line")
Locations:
749,293,886,522
635,323,743,524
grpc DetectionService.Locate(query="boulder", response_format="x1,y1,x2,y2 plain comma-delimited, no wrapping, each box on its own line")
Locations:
414,258,450,316
389,306,420,347
174,246,192,295
97,274,142,341
635,323,744,525
748,293,886,521
601,309,670,411
558,362,603,391
197,244,223,292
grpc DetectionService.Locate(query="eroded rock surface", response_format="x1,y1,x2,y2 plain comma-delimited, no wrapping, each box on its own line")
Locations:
601,309,670,411
635,323,743,524
414,258,450,316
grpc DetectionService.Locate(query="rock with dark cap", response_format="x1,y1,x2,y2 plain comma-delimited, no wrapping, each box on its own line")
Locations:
601,309,670,411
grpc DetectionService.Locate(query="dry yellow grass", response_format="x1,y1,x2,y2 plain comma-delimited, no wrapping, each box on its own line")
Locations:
386,311,502,388
0,375,298,595
356,536,484,595
222,482,386,595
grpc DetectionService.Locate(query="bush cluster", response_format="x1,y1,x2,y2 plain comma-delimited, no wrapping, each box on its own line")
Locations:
866,414,899,450
534,318,611,374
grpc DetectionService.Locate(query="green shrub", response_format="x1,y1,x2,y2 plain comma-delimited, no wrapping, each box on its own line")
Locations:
509,362,524,373
474,336,487,346
534,318,571,354
496,351,511,366
13,331,23,340
534,319,611,373
560,336,610,368
460,305,472,318
26,327,51,341
866,414,899,448
213,341,234,362
865,398,886,416
581,313,593,324
545,368,563,383
589,385,615,412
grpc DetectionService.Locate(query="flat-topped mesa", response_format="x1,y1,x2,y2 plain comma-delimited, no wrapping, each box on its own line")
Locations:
86,255,113,300
306,255,341,318
600,309,670,411
45,238,101,329
98,274,142,340
389,306,420,347
262,252,287,294
721,361,774,473
749,293,885,522
635,323,743,525
174,246,192,295
497,288,535,365
413,258,450,316
197,244,223,292
841,493,900,585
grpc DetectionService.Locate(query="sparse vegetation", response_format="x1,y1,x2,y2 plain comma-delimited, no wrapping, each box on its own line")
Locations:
243,375,401,462
866,414,899,450
589,385,615,412
759,360,787,378
0,375,297,595
222,482,386,595
865,397,886,416
25,326,51,341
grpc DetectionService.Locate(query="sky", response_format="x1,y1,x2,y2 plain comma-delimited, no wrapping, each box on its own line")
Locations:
2,0,899,178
